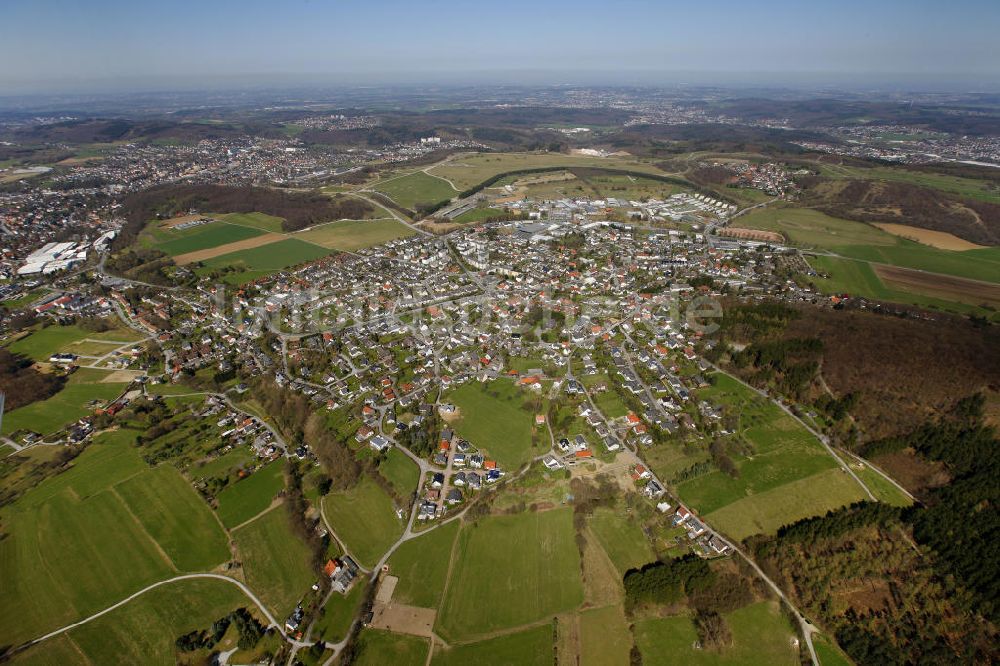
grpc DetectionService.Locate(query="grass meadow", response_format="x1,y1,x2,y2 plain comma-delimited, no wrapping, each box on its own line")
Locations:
322,476,404,568
447,379,537,469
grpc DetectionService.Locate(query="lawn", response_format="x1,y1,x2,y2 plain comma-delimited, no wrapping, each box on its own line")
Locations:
295,218,415,250
448,380,537,469
373,172,457,210
232,506,315,618
378,447,420,498
387,519,460,608
633,601,799,666
1,368,130,435
437,508,583,641
214,460,286,528
6,322,143,361
198,238,333,283
354,629,429,666
579,605,632,666
0,429,215,647
314,575,369,642
322,476,404,568
588,507,655,575
432,624,553,666
115,466,230,571
153,222,264,256
9,578,251,665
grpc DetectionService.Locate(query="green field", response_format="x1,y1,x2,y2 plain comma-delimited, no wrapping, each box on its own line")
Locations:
433,624,553,666
314,575,369,642
437,508,583,640
588,508,655,575
6,323,143,361
633,602,800,665
232,506,314,618
806,255,996,317
452,206,508,223
673,373,868,539
197,238,333,284
0,429,231,647
387,520,460,608
295,218,415,250
813,633,855,666
221,211,286,232
1,368,130,435
115,466,230,570
448,380,537,469
373,172,457,210
154,222,264,256
378,447,420,499
429,152,665,191
740,206,1000,284
9,578,252,665
322,476,404,568
354,629,429,666
579,605,632,665
214,460,286,528
818,163,1000,204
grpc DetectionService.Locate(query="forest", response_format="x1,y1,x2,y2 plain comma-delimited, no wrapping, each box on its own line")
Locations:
0,348,65,410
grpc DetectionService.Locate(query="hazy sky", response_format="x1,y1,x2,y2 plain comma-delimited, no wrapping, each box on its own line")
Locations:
2,0,998,92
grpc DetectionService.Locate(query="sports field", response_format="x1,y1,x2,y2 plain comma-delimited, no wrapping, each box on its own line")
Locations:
673,373,867,538
437,508,583,640
1,368,131,435
8,578,252,665
633,601,799,666
0,429,230,647
387,519,460,608
232,506,314,618
372,172,457,210
447,380,536,469
295,218,415,250
214,460,286,528
322,476,404,568
432,624,553,666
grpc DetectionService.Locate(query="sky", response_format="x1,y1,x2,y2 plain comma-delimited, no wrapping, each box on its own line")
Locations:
1,0,998,93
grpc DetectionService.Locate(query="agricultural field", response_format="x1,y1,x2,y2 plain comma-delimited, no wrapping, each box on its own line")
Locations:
6,322,144,362
195,238,333,284
295,218,414,250
1,367,131,436
8,578,252,665
0,428,231,648
214,460,286,529
432,624,553,666
386,519,460,608
372,172,457,210
741,205,1000,284
673,373,868,539
587,507,656,575
377,447,420,498
632,601,800,666
152,222,264,256
232,506,315,618
428,152,664,191
447,379,537,469
436,508,583,640
579,605,632,665
220,211,286,232
353,629,429,666
322,476,404,568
